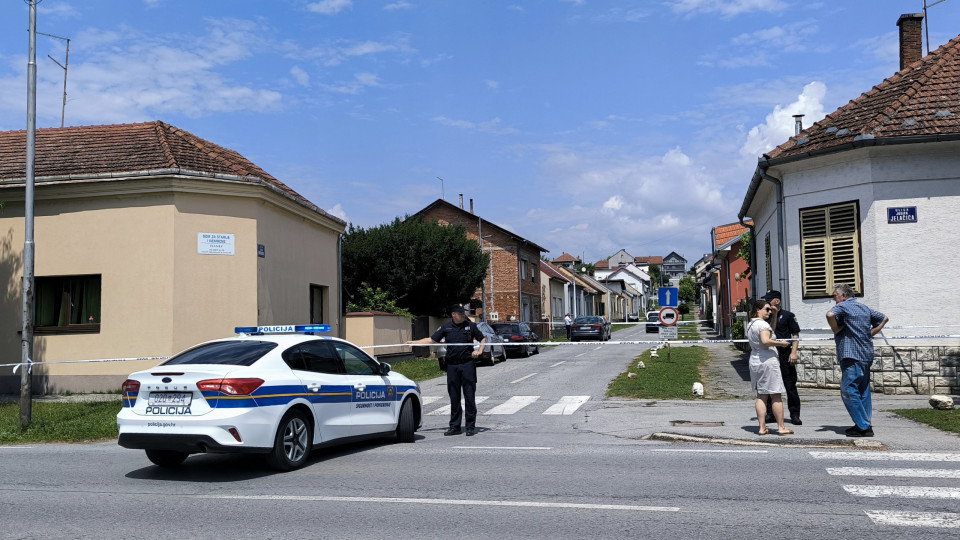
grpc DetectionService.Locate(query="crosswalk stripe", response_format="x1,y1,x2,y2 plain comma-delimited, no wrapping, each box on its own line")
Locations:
810,451,960,462
421,396,443,406
827,467,960,479
842,485,960,499
864,510,960,528
542,396,590,415
484,396,539,415
427,396,489,416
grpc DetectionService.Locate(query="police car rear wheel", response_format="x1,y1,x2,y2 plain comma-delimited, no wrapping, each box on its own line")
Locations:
396,398,416,443
145,449,188,468
266,409,312,471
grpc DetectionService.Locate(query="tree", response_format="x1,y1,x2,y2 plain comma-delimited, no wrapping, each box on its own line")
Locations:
341,217,489,316
648,264,666,286
346,283,412,318
678,275,696,303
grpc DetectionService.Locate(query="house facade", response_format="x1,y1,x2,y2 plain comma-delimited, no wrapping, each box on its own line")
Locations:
710,221,752,338
738,14,959,394
662,251,687,279
0,122,345,393
414,198,547,324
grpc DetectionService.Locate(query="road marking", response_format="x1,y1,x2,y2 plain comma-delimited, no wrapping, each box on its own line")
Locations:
200,494,680,512
542,396,590,415
421,396,442,406
810,451,960,462
484,395,539,415
427,396,489,416
827,467,960,478
575,352,587,357
549,361,566,367
652,449,769,454
842,485,960,499
510,373,537,384
453,446,552,450
864,510,960,528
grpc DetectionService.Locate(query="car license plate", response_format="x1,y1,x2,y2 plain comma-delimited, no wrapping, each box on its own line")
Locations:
148,392,192,406
579,325,591,330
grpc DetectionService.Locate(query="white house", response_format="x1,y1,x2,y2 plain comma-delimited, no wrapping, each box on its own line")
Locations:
738,14,959,394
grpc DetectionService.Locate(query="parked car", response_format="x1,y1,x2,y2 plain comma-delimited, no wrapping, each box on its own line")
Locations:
570,316,611,342
437,320,507,366
117,325,422,471
626,312,640,322
491,322,540,357
645,311,661,333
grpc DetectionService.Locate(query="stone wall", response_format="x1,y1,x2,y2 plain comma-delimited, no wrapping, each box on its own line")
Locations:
797,346,960,395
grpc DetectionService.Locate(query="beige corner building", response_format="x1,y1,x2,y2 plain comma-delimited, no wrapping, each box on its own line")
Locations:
0,122,345,393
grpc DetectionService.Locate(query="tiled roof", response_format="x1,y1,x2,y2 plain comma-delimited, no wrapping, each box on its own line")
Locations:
767,34,960,160
539,260,570,282
634,256,663,265
594,260,609,269
713,221,752,249
0,121,322,214
553,252,578,263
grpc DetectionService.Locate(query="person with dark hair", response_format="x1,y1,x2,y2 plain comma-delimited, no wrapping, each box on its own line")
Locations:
746,299,793,436
826,284,888,438
407,305,486,436
762,290,802,425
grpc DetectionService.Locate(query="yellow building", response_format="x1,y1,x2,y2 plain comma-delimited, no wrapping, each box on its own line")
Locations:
0,122,345,393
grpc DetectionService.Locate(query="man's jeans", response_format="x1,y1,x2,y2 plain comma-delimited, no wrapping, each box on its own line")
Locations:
840,358,873,430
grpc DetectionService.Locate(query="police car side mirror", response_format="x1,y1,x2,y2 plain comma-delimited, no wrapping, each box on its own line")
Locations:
378,363,391,376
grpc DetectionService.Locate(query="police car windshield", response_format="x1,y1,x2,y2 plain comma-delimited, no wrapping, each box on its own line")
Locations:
163,341,279,367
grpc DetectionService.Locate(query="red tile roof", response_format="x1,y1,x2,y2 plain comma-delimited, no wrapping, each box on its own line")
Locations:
767,34,960,160
713,221,752,249
634,256,663,265
594,260,609,269
0,121,328,217
553,252,578,263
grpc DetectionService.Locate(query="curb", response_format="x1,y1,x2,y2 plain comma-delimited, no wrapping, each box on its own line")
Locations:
646,432,888,450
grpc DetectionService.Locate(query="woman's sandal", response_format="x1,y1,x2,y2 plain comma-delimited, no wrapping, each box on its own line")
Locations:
778,429,795,435
758,429,770,436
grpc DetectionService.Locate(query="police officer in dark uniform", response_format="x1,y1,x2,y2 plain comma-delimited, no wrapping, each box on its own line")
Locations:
762,290,802,425
407,305,486,436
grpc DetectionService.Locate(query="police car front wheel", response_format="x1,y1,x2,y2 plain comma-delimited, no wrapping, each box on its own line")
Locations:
266,409,312,471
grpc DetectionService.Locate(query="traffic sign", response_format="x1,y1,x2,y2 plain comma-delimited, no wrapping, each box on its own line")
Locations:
658,287,679,307
658,307,679,326
658,326,678,340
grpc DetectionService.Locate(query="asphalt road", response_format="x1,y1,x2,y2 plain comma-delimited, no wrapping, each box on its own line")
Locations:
2,325,958,538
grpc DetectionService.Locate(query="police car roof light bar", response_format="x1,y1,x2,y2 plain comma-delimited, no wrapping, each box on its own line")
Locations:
234,325,332,335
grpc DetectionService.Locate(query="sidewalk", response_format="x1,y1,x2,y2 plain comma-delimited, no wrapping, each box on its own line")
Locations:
586,323,960,452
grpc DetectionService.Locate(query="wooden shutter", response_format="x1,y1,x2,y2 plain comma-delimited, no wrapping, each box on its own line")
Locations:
800,202,861,297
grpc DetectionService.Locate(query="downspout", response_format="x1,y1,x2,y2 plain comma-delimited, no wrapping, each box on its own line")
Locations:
760,170,790,310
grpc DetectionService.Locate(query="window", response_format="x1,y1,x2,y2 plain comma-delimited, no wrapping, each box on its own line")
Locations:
309,285,325,324
764,232,772,294
283,341,343,374
165,341,277,367
800,201,862,298
519,258,528,281
334,342,379,375
34,275,101,333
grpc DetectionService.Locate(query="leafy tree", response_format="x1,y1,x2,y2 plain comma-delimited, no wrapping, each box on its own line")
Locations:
346,283,412,318
736,232,751,266
678,275,696,303
341,217,489,316
648,264,666,287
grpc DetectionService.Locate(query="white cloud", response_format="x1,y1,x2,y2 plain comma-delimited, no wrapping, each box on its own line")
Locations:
670,0,787,18
486,80,499,90
307,0,353,15
432,116,519,135
290,66,310,86
384,2,413,10
326,203,348,222
321,72,381,95
740,81,827,159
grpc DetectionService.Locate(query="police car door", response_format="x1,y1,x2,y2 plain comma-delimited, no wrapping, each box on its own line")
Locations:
282,340,354,443
332,341,397,436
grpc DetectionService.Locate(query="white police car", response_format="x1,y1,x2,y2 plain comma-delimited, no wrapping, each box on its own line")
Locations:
117,325,422,471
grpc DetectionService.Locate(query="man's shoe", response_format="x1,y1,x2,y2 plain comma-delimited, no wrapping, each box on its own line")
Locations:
844,426,860,435
444,428,462,436
846,426,874,438
465,428,475,437
791,417,802,426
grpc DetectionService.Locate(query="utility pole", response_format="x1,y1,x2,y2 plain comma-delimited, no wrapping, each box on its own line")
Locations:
37,31,70,128
21,0,38,428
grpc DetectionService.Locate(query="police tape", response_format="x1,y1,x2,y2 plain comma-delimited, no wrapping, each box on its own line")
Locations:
2,334,957,370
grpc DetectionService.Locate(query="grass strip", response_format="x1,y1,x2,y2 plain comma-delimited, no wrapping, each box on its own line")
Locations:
389,357,445,382
890,408,960,436
606,345,709,400
0,400,122,444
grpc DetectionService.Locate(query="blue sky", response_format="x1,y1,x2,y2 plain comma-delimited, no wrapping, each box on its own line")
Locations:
2,1,959,266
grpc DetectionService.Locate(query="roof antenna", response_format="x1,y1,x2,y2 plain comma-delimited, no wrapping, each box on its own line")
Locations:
924,0,949,55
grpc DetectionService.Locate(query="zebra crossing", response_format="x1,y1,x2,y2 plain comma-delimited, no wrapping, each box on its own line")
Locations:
421,395,591,416
811,450,960,529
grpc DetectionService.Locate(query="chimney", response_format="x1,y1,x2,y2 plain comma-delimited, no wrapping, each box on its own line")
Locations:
470,198,474,214
897,13,924,70
792,114,804,136
459,193,463,209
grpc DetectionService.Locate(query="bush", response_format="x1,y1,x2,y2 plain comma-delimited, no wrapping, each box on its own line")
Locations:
731,319,745,340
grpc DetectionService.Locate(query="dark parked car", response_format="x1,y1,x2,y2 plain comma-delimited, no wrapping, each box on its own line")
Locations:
645,311,661,333
570,316,611,342
491,322,540,357
626,312,640,322
438,320,507,366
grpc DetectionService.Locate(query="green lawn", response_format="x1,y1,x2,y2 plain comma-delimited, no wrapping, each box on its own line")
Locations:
890,408,960,436
389,357,445,381
606,345,709,400
0,400,122,444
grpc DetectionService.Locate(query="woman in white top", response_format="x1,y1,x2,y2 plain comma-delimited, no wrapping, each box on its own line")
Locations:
747,300,794,435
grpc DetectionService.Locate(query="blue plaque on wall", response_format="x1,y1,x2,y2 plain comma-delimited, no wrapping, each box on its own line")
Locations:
887,207,917,224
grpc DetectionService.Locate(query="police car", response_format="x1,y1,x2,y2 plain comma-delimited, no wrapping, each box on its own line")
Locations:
117,325,422,471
